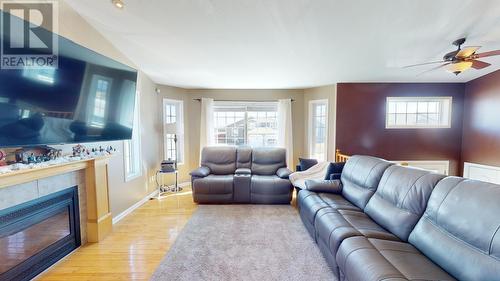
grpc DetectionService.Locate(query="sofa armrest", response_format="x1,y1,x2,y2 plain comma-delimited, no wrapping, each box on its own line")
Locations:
276,167,293,179
235,168,251,175
190,166,210,178
305,179,342,193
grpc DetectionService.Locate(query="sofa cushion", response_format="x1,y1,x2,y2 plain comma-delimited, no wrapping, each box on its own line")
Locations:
297,191,361,227
317,193,361,212
236,147,252,169
315,209,399,258
364,165,445,241
337,237,454,281
340,155,393,210
298,191,330,225
250,175,292,195
201,146,237,175
409,177,500,281
324,162,345,180
192,175,233,194
251,147,287,175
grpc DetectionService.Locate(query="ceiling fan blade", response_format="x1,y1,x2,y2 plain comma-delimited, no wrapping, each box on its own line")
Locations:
402,60,446,68
416,63,450,76
471,60,491,69
475,50,500,58
456,46,481,58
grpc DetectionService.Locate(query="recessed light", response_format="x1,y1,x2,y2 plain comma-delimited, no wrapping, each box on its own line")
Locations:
112,0,124,9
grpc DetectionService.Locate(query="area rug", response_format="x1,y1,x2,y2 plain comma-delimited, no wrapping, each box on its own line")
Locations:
151,205,335,281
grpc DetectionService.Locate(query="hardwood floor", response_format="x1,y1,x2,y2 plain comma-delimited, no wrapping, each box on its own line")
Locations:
37,187,197,281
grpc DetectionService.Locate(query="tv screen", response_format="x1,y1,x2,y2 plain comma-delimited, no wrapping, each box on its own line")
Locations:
0,12,138,148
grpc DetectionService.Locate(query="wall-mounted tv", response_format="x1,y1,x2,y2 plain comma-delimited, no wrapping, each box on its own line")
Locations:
0,11,138,148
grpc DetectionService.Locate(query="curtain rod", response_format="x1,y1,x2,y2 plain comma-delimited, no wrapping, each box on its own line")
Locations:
193,98,295,102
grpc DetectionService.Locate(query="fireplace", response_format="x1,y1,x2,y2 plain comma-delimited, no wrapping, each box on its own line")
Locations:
0,186,81,281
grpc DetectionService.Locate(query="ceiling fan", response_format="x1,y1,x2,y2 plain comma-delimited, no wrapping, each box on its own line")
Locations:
404,38,500,75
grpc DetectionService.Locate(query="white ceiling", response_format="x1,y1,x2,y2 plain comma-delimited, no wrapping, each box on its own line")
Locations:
65,0,500,89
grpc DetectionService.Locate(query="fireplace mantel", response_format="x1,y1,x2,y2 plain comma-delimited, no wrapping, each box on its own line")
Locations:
0,156,113,242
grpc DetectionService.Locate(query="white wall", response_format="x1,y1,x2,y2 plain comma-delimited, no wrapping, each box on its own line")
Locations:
303,85,337,161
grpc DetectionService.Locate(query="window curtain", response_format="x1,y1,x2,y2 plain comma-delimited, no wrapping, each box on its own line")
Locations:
199,98,214,160
277,99,293,169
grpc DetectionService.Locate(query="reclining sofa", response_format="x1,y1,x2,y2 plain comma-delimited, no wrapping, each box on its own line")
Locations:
298,155,500,281
190,146,293,204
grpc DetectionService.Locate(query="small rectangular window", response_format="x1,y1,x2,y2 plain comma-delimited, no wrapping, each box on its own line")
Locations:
124,91,142,181
309,100,328,161
163,99,184,164
386,97,452,129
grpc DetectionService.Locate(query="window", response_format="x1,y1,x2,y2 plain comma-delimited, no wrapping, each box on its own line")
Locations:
386,97,452,128
89,75,112,128
309,100,328,161
163,99,184,164
213,102,278,147
124,91,142,181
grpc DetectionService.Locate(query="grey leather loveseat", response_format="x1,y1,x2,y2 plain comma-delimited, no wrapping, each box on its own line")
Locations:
299,155,500,281
190,146,293,204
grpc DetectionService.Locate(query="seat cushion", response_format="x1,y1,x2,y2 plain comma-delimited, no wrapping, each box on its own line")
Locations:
337,237,455,281
364,165,445,241
250,175,292,195
317,193,361,212
192,175,233,194
409,177,500,281
298,191,330,226
340,155,393,210
297,191,361,228
315,208,399,258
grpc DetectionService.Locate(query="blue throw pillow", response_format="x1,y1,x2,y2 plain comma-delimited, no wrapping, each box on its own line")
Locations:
324,162,346,180
299,158,318,171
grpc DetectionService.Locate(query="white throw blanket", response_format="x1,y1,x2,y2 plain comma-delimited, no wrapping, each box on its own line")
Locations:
289,161,330,190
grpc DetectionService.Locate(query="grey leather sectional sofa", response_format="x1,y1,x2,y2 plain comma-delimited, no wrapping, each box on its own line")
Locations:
190,146,293,204
299,155,500,281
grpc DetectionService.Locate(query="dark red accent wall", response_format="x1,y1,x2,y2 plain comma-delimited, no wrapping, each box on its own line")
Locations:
462,70,500,167
336,83,465,175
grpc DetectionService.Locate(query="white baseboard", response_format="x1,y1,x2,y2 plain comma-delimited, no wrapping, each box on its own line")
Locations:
112,181,190,224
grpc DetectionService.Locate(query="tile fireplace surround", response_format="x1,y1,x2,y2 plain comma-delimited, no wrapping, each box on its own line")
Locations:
0,170,88,244
0,156,113,280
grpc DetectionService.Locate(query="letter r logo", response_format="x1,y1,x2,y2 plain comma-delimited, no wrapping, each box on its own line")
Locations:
1,2,56,55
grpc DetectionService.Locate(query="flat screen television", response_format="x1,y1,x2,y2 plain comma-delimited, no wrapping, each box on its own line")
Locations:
0,11,138,148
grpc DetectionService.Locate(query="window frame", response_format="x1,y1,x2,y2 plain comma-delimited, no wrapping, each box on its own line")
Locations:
212,101,278,147
385,96,453,129
308,99,329,161
123,91,142,182
163,98,185,165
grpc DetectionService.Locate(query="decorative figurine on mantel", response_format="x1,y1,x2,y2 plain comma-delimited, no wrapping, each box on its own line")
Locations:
14,146,63,164
72,144,117,159
72,144,87,158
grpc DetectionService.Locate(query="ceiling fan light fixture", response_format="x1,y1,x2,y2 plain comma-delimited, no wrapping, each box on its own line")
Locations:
445,61,473,74
112,0,124,9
